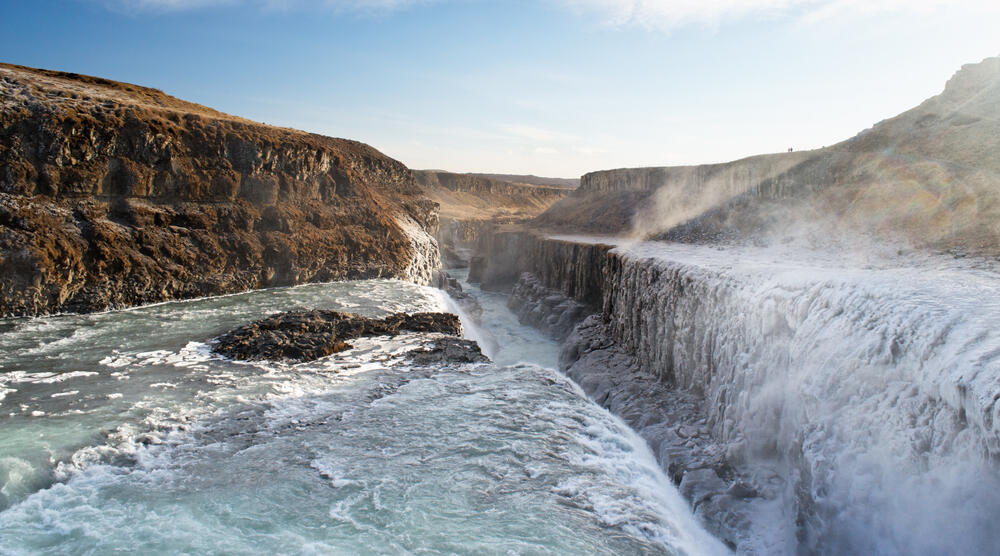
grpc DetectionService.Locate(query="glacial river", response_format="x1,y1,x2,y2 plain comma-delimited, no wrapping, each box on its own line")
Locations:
0,277,725,555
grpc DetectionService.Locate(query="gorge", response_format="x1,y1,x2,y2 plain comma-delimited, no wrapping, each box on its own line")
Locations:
3,53,1000,556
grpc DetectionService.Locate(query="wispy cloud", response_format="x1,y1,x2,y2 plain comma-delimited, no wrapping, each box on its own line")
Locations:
100,0,1000,25
106,0,436,13
557,0,1000,30
499,124,580,143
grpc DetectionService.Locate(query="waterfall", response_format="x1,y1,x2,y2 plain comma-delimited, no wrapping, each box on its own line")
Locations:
574,240,1000,554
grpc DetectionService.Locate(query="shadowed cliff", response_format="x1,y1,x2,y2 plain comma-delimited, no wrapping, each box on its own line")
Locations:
0,63,440,316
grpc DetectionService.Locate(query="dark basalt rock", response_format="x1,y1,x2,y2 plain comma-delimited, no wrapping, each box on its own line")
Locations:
406,337,488,365
212,310,463,362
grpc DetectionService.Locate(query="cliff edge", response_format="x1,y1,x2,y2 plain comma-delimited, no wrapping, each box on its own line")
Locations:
534,56,1000,256
0,63,440,317
413,169,570,268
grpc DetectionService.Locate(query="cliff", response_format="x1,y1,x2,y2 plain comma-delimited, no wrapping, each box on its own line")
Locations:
0,63,440,317
664,56,1000,253
533,152,812,236
535,56,1000,256
413,170,568,221
413,170,569,267
464,173,578,189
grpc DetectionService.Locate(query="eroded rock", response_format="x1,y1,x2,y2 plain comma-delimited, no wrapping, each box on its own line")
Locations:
406,337,488,365
0,63,440,317
212,310,463,362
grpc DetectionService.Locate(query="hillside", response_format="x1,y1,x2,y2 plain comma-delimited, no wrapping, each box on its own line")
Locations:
465,173,578,189
0,63,439,316
660,56,1000,252
413,169,569,268
413,170,568,221
535,56,1000,256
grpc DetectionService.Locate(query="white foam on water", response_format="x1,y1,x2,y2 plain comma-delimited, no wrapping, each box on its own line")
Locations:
0,277,724,555
589,239,1000,554
2,371,99,384
49,391,79,398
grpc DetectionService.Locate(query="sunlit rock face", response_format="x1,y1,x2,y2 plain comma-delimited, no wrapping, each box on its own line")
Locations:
0,63,440,316
412,170,570,270
536,56,1000,257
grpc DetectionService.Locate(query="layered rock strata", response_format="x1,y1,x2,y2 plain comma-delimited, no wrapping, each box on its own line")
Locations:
0,63,440,316
412,170,570,269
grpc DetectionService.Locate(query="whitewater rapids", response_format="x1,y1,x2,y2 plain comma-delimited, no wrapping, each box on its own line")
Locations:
0,278,725,555
554,236,1000,554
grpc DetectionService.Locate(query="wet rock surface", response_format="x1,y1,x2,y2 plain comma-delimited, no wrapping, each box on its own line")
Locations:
560,315,781,554
508,272,589,340
435,270,484,322
212,310,463,362
406,337,488,365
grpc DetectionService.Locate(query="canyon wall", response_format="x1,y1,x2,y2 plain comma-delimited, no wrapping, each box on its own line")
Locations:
413,170,569,214
576,152,812,195
532,151,811,236
484,232,1000,554
0,63,440,316
414,170,569,268
468,230,609,303
537,56,1000,255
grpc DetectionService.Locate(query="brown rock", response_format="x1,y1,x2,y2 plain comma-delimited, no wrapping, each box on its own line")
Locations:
0,63,440,316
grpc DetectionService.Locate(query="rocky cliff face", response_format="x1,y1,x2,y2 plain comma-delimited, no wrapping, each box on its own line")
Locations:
413,170,569,268
576,153,811,195
534,152,811,235
0,64,440,316
468,230,610,302
667,56,1000,253
536,56,1000,255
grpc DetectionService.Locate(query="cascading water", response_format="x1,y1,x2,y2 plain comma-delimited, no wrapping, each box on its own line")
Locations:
0,277,725,555
562,237,1000,555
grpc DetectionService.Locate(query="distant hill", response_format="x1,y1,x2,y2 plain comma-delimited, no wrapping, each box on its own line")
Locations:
413,170,568,221
535,55,1000,256
465,173,578,189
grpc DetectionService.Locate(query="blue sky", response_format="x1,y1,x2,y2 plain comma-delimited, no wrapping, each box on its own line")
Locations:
2,1,999,177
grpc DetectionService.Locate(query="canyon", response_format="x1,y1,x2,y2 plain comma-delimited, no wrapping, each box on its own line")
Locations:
3,53,1000,555
452,56,1000,553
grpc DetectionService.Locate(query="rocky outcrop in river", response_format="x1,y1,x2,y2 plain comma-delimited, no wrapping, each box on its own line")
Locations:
212,310,467,362
0,63,440,316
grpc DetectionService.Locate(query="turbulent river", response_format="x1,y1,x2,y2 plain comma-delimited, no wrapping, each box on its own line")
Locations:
0,277,725,555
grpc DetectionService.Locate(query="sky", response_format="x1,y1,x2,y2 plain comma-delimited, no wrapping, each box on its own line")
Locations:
2,1,999,178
